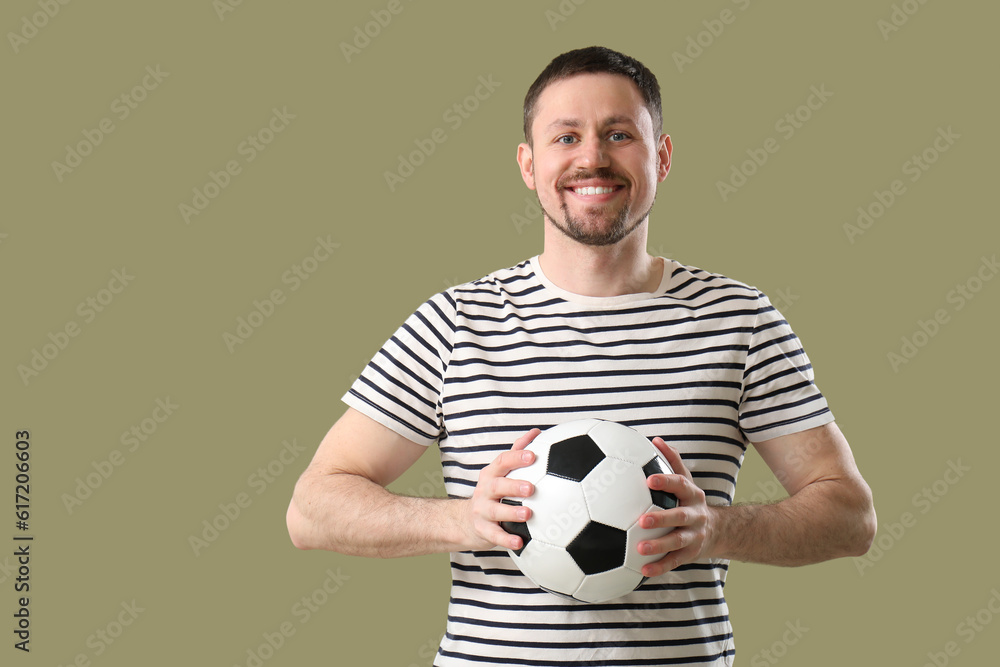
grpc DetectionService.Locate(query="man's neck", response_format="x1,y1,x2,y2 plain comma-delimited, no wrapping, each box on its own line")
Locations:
538,224,663,298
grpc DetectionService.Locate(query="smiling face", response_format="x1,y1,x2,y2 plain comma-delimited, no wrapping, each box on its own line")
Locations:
517,73,671,247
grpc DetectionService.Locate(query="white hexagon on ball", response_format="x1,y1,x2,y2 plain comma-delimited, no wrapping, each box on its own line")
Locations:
523,475,590,548
624,503,676,572
574,565,645,604
581,459,652,531
514,540,586,599
587,419,659,465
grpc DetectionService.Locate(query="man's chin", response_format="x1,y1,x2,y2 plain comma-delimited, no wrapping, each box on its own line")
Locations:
549,215,643,247
537,194,653,247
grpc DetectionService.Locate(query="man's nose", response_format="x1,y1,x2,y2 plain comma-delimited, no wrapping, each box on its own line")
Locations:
576,137,611,169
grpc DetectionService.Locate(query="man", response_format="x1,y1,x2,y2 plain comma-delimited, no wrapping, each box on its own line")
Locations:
287,46,876,666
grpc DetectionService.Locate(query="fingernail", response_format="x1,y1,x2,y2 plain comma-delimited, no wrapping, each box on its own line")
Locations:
521,451,533,463
517,508,528,520
519,483,531,495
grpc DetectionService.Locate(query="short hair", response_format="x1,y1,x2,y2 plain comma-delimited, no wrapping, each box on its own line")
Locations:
522,46,662,144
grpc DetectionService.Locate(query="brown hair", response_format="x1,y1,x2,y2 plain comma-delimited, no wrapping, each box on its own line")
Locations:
523,46,662,144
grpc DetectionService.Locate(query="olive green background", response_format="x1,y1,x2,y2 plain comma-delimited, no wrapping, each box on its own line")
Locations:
2,1,997,665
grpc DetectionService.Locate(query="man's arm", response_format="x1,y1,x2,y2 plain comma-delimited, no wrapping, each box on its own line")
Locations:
286,407,538,558
638,422,877,576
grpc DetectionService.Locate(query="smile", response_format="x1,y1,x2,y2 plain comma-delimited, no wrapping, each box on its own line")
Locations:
573,186,617,195
564,182,626,199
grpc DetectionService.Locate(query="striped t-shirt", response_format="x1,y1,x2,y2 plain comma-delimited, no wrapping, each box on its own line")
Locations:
343,256,834,666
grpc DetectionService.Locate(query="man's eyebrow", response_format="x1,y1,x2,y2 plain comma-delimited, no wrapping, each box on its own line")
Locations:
545,115,638,131
546,118,581,131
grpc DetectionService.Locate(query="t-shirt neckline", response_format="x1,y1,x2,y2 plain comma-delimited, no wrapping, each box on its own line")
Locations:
530,255,675,307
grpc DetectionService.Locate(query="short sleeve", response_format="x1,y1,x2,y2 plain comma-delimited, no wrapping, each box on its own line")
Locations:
738,291,835,443
342,291,456,446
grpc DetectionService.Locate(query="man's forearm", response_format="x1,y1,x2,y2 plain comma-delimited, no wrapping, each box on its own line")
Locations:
287,471,471,558
708,478,876,566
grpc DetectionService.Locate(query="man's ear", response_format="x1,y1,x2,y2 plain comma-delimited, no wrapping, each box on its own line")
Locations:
517,142,536,190
657,134,672,182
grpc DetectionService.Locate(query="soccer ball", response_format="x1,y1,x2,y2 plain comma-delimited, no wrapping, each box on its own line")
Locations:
500,418,677,603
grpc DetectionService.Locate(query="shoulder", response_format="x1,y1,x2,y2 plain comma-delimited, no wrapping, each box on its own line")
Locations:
451,258,537,296
441,257,542,310
398,258,539,334
663,259,763,305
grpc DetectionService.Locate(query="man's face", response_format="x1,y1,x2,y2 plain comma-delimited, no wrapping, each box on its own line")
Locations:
517,73,671,247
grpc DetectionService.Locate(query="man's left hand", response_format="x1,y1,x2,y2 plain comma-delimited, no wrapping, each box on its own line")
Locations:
637,437,718,577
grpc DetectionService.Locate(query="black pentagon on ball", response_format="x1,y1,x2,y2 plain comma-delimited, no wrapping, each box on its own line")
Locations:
642,457,678,510
499,499,531,556
546,434,606,482
566,521,627,575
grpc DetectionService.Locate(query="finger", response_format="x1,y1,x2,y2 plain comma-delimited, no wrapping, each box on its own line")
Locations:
480,513,526,551
496,527,524,551
492,504,532,549
651,437,693,481
637,506,691,530
512,428,542,450
638,527,691,557
492,497,532,522
641,544,699,577
482,447,536,483
490,477,535,501
499,448,538,478
648,472,704,506
487,430,542,480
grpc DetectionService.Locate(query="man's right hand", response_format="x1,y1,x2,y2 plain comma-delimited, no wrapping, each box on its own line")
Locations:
288,410,545,558
462,428,541,551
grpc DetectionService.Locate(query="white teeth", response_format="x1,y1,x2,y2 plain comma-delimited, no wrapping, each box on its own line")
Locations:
573,186,616,195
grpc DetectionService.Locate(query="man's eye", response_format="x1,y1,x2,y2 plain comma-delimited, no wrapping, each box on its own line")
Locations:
557,135,576,144
610,132,628,141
